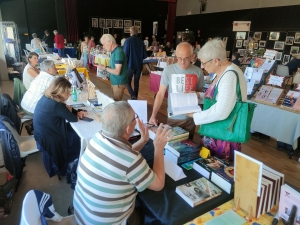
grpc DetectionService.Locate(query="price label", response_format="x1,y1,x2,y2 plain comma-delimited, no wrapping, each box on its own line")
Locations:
267,75,284,86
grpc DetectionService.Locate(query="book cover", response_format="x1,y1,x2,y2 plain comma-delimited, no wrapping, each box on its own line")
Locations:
181,158,202,170
166,139,201,157
255,85,272,101
265,87,283,104
175,177,222,207
148,125,188,142
282,90,300,108
252,58,265,68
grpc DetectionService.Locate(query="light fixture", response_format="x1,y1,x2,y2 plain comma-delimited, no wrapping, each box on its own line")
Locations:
199,0,207,14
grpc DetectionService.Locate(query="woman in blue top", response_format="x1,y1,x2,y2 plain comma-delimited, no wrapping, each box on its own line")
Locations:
34,77,87,177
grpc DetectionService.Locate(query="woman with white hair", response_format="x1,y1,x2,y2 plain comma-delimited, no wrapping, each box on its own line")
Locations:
188,39,247,161
30,33,42,53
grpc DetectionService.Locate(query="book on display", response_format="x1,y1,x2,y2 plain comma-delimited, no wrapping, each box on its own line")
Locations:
211,162,234,194
169,92,201,116
148,125,189,142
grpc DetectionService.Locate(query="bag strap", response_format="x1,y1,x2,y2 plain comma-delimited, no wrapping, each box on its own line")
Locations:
212,70,242,102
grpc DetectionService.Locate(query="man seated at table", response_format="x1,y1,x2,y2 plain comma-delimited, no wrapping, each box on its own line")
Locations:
149,42,205,140
97,34,128,101
73,101,172,225
21,60,58,115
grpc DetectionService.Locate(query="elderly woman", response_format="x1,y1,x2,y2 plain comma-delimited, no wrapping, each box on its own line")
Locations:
23,52,40,89
33,77,87,177
30,33,42,53
189,39,247,161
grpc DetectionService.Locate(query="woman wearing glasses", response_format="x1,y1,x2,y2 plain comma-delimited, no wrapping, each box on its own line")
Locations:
188,39,247,161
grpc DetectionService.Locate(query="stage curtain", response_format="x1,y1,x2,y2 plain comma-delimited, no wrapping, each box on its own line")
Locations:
166,2,176,43
64,0,78,43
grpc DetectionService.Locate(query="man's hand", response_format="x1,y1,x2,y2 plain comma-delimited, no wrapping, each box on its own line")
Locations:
149,116,158,126
136,118,149,144
97,64,105,70
153,124,173,151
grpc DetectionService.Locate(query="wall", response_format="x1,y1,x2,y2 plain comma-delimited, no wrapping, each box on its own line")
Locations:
176,0,300,16
0,6,9,80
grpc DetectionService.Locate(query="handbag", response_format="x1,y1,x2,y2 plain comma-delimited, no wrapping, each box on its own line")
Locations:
199,70,256,143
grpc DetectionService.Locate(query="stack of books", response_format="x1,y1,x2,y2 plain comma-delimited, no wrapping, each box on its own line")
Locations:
165,139,201,164
148,125,189,143
87,98,103,113
193,156,234,194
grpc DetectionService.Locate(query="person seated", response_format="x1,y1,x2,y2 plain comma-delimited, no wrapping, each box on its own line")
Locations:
191,51,201,67
31,33,42,53
21,60,58,115
34,77,86,177
231,52,241,66
164,42,172,56
73,101,172,225
156,47,166,57
286,55,300,75
23,52,40,89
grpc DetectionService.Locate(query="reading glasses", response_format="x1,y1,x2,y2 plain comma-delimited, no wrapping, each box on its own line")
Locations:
200,59,213,66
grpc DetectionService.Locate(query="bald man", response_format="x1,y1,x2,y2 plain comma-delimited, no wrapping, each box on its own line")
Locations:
149,42,204,140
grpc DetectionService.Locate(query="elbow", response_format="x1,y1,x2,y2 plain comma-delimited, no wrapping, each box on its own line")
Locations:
154,181,165,191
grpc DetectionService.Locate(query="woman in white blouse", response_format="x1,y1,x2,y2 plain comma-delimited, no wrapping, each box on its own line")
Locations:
30,33,42,53
23,52,40,89
189,39,247,161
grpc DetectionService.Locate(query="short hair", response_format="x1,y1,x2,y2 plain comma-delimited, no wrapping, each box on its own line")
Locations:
45,77,71,102
176,42,193,55
232,52,240,59
83,35,89,39
102,101,134,138
130,26,138,35
32,33,37,38
53,30,58,33
40,60,55,72
27,52,39,62
100,34,116,44
198,39,226,61
44,30,49,35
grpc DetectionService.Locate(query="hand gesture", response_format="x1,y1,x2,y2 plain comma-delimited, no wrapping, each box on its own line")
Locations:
153,124,173,151
149,116,158,126
136,118,149,144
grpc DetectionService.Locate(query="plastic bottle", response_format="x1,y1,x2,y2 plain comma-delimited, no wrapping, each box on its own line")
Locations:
72,82,78,102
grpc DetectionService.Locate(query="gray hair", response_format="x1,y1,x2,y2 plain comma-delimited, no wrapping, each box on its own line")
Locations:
198,39,226,61
32,33,37,38
102,101,134,138
40,60,55,72
130,26,138,35
175,42,193,55
100,34,116,44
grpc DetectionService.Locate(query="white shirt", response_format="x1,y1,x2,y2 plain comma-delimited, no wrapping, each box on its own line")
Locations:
31,38,42,50
121,38,126,46
23,63,35,90
144,40,149,48
21,71,57,114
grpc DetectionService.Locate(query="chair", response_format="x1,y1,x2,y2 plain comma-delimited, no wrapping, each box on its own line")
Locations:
276,65,292,91
20,190,76,225
2,121,39,191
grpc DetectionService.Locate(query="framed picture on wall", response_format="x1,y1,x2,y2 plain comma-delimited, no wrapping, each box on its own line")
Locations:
103,28,109,34
285,36,294,45
124,27,130,33
290,46,299,54
274,41,284,50
236,32,246,40
269,32,280,41
259,40,266,47
113,19,118,28
92,18,98,28
236,40,243,48
237,48,246,56
124,20,132,27
275,52,282,61
254,32,262,40
243,39,249,47
138,27,141,33
118,20,123,28
134,20,141,27
294,33,300,43
99,18,105,28
254,43,258,49
283,54,290,64
106,19,112,28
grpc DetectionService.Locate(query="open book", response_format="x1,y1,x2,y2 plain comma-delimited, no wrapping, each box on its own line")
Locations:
169,93,201,116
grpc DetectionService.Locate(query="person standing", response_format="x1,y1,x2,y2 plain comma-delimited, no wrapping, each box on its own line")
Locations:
30,33,42,53
44,30,54,53
81,35,90,68
53,30,65,57
123,26,147,100
144,37,149,48
97,34,128,101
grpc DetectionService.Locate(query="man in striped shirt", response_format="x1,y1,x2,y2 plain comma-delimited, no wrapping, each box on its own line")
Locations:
73,101,172,225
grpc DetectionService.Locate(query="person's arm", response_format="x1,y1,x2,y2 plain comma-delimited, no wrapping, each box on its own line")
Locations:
97,64,122,75
80,43,83,53
55,102,79,122
27,67,39,78
132,118,149,152
149,84,167,126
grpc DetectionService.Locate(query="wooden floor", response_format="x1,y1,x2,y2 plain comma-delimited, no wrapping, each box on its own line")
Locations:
89,68,300,190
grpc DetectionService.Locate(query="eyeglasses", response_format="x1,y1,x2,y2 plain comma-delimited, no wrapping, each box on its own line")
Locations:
131,113,139,123
177,56,191,62
200,59,213,66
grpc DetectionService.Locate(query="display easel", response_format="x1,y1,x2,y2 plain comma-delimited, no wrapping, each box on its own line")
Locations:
87,79,96,99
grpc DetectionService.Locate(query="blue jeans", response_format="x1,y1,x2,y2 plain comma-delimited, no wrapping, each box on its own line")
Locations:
127,68,142,98
46,47,53,53
58,48,65,57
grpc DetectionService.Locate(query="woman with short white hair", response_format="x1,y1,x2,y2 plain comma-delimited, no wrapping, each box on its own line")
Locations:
31,33,42,53
188,39,247,161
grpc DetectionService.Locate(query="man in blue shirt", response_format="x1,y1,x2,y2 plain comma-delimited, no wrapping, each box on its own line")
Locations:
123,26,147,100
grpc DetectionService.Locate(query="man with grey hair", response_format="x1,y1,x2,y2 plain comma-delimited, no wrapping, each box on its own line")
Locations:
21,60,58,115
123,26,147,100
97,34,128,101
149,42,204,140
74,101,172,225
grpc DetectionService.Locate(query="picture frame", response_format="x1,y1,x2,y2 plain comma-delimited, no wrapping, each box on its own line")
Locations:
294,33,300,44
103,28,109,34
226,51,230,58
124,27,130,33
290,46,299,54
138,27,141,33
124,20,132,27
236,40,243,48
282,54,290,64
285,36,294,45
275,52,282,61
237,48,246,56
243,39,249,47
92,18,98,28
273,41,284,50
236,32,246,40
99,18,105,28
106,19,112,28
259,40,266,47
254,32,262,40
113,19,118,28
269,32,280,41
254,43,258,49
118,20,123,28
134,20,141,27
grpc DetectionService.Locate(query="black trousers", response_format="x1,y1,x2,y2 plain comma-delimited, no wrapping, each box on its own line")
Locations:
127,68,142,98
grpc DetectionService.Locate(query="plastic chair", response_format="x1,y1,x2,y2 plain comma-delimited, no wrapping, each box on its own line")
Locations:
276,65,292,90
20,190,76,225
2,121,39,191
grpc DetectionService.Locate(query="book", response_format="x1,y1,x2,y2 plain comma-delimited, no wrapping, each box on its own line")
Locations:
148,125,189,142
204,209,246,225
169,93,201,116
165,139,201,157
69,103,85,108
211,162,234,194
281,90,300,110
181,158,202,170
255,85,283,104
175,177,222,207
87,98,103,113
255,85,272,101
165,149,200,164
252,58,265,68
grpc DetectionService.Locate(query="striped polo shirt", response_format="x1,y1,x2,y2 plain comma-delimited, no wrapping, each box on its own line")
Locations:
73,131,155,225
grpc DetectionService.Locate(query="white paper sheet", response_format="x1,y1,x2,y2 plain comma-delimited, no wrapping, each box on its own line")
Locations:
260,60,275,71
247,79,256,95
128,100,147,129
164,155,186,181
251,69,264,81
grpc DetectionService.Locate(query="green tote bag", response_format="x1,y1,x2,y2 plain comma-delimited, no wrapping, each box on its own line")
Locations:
199,70,256,143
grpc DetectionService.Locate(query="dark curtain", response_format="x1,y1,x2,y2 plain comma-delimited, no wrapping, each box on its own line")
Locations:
166,2,176,43
64,0,78,43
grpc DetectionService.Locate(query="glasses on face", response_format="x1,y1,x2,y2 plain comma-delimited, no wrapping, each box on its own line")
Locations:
200,59,213,66
177,56,191,62
131,113,139,123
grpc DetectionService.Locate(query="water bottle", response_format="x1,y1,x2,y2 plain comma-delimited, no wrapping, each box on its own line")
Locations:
72,83,78,102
